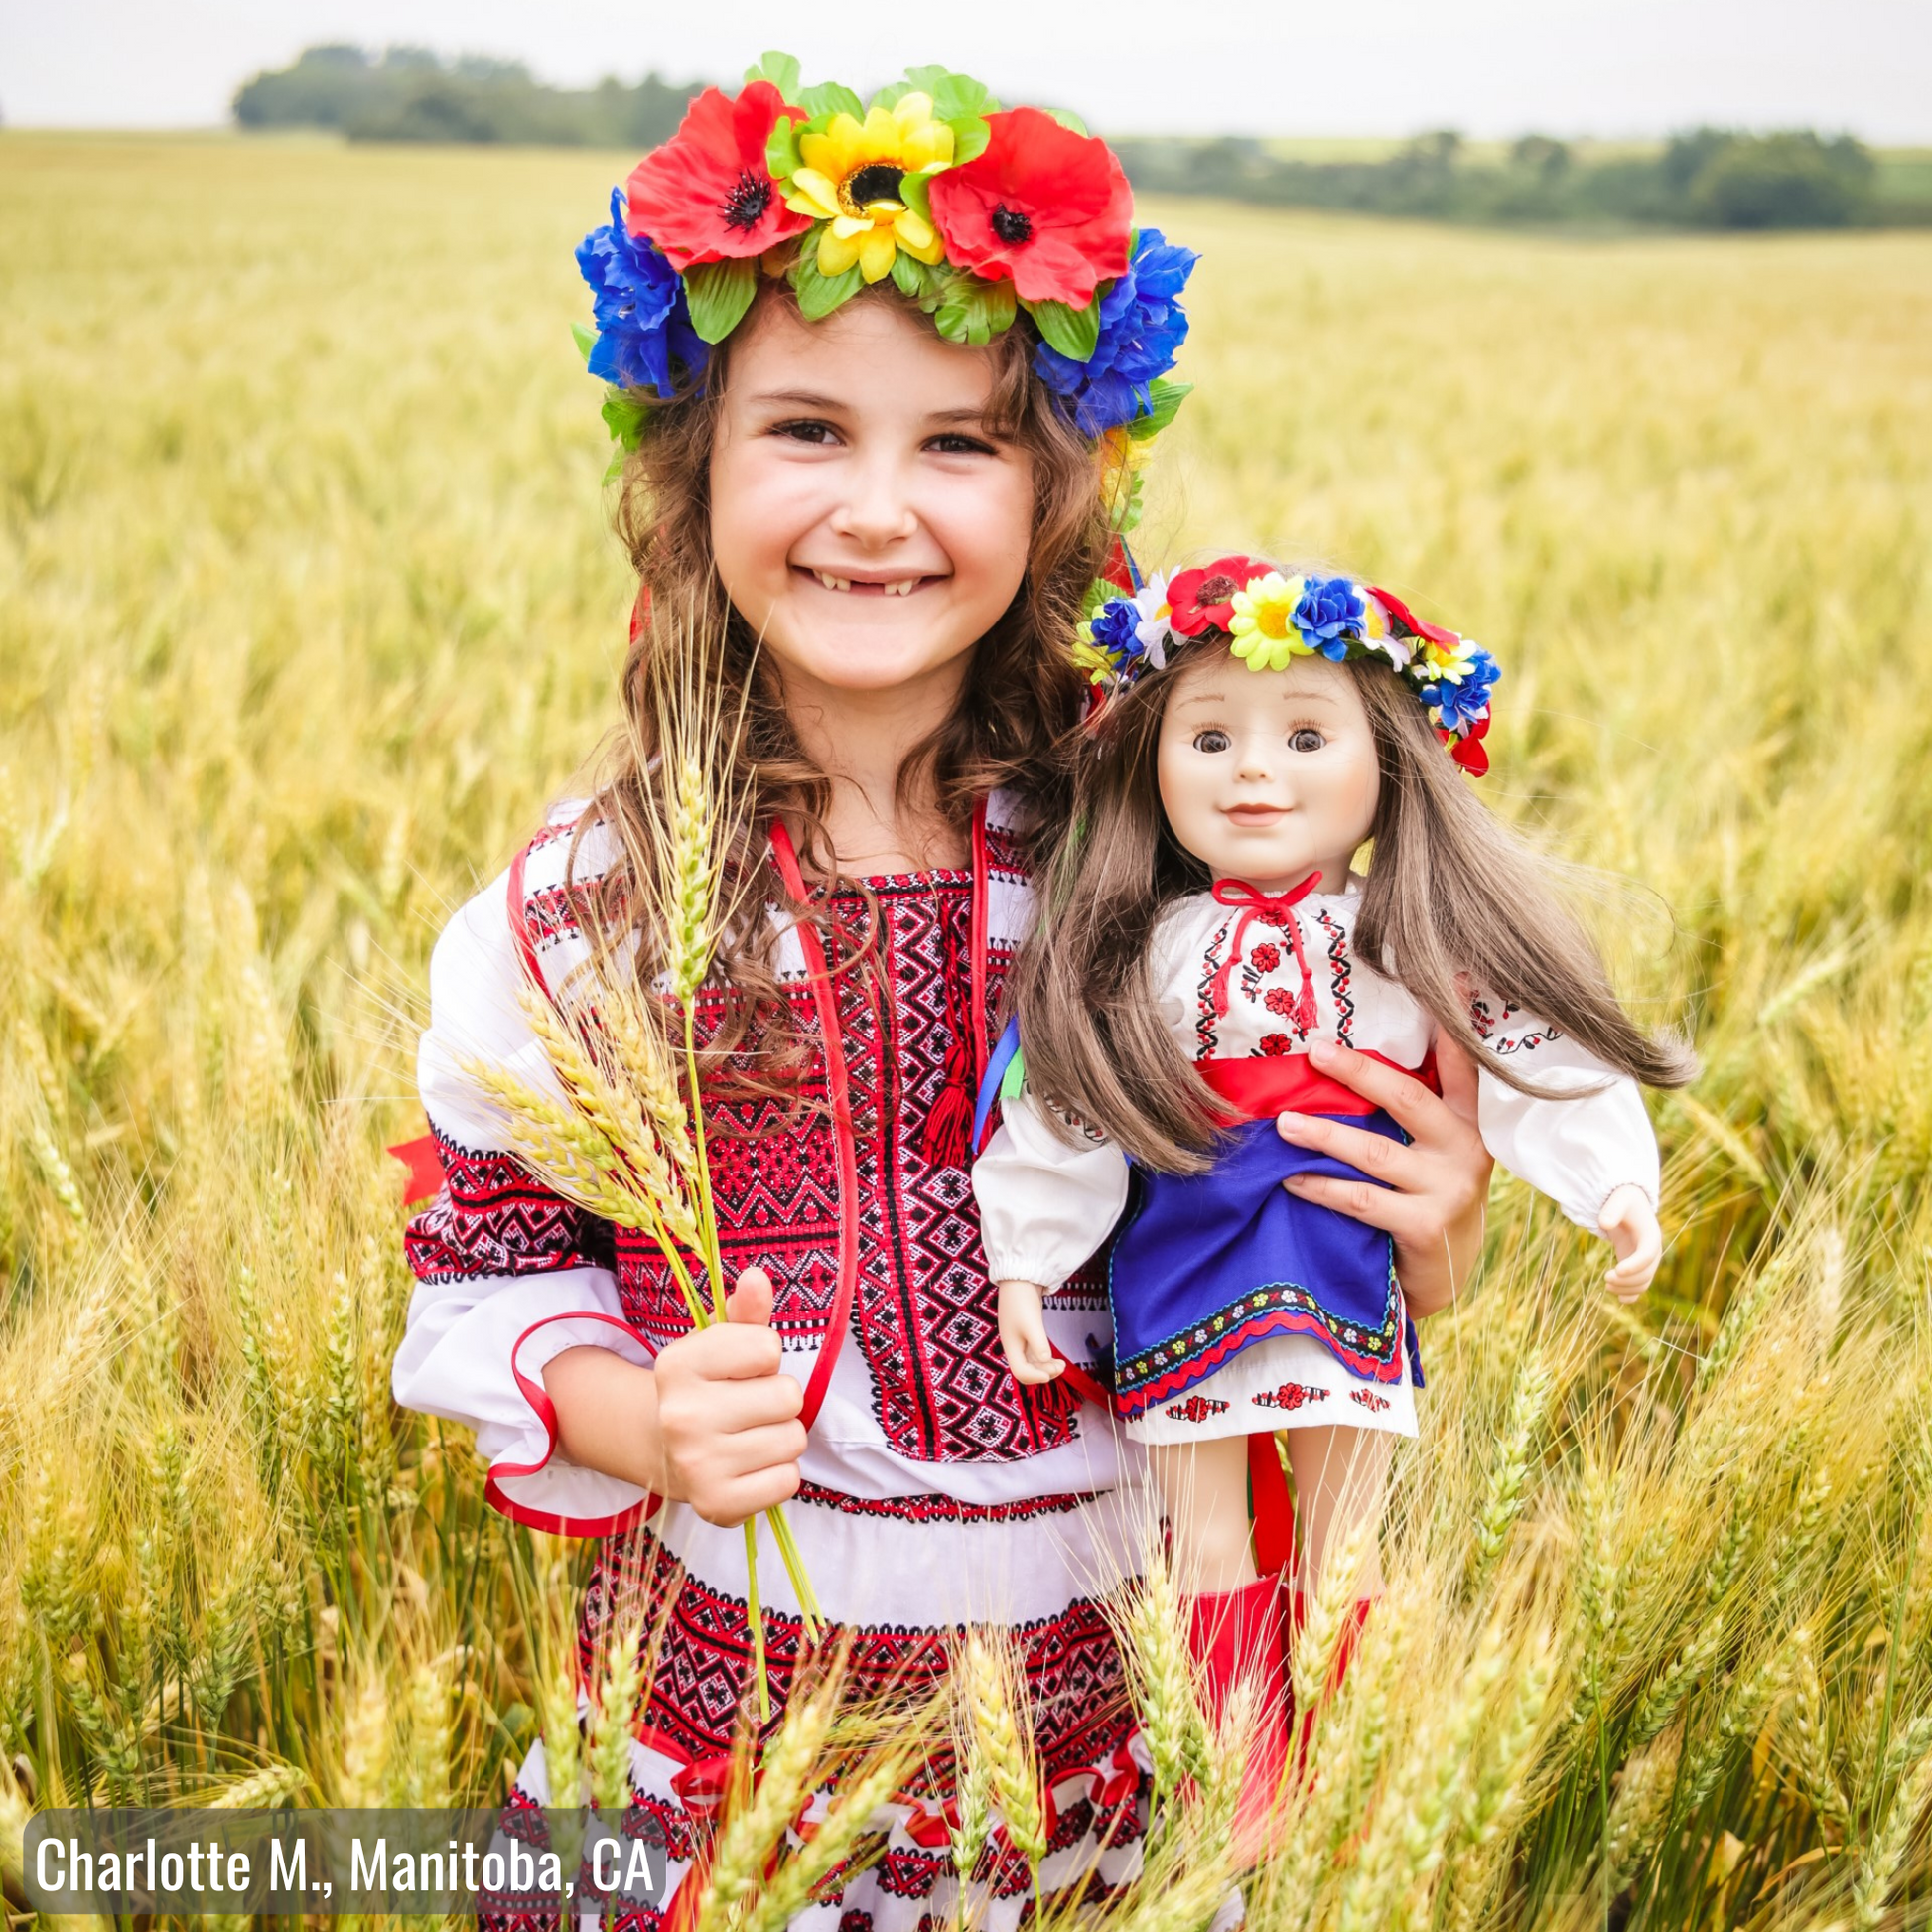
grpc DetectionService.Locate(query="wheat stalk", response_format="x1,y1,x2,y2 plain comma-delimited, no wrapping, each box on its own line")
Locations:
961,1631,1047,1913
1852,1744,1932,1930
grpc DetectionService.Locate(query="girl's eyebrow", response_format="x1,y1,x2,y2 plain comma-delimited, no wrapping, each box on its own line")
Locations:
749,388,849,411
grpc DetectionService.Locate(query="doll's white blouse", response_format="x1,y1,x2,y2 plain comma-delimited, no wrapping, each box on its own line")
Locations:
974,880,1661,1292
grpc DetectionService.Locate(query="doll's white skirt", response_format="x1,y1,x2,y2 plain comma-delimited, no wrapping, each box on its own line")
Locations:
1123,1329,1419,1445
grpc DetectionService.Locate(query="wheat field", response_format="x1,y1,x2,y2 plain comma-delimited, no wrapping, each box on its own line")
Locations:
2,131,1930,1928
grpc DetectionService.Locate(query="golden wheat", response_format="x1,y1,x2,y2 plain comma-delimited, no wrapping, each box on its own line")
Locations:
1,131,1929,1930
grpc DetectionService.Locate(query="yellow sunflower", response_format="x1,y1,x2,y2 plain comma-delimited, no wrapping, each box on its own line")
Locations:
782,93,953,283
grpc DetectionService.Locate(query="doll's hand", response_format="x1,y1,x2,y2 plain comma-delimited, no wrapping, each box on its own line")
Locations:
1599,1185,1662,1300
998,1280,1064,1386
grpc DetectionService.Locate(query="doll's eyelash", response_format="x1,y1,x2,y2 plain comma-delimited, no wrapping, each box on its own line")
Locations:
771,418,840,444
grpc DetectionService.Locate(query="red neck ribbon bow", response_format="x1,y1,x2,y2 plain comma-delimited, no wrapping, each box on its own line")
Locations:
1206,874,1323,1030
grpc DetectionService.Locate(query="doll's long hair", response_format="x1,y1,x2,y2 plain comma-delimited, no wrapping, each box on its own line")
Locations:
1013,642,1696,1174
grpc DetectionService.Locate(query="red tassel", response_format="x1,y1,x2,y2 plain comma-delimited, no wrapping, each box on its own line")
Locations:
921,1045,975,1171
1293,984,1319,1035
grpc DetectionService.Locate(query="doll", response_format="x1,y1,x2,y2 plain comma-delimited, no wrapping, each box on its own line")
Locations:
972,555,1694,1818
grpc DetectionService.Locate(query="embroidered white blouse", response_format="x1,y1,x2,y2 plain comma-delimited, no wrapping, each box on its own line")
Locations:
974,879,1661,1291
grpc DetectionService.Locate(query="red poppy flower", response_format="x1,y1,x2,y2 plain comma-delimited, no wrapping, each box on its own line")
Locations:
1166,556,1271,637
1448,714,1491,775
926,107,1132,307
1369,584,1459,652
624,82,810,272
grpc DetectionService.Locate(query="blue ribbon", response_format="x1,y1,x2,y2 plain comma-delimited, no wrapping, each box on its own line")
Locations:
971,1015,1024,1152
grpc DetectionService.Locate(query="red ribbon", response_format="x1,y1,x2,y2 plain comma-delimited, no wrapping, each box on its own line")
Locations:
1206,874,1322,1028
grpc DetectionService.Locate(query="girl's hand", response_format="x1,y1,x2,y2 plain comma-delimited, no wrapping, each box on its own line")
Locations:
1277,1035,1493,1319
1598,1184,1663,1300
998,1280,1064,1386
548,1268,806,1528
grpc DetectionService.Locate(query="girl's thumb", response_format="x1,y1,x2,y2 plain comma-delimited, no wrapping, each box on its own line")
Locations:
726,1265,776,1328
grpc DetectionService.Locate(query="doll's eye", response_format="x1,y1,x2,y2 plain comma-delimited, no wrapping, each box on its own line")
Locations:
1192,730,1232,754
1289,728,1327,754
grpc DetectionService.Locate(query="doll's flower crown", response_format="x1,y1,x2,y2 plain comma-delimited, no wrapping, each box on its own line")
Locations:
1076,555,1502,775
574,52,1195,518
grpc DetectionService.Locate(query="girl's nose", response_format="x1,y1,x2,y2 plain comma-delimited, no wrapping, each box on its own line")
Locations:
829,459,919,548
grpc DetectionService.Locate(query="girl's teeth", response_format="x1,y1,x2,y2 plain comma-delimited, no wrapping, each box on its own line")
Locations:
810,571,920,595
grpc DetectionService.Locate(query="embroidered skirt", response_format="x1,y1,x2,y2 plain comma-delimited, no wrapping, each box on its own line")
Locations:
1107,1112,1423,1427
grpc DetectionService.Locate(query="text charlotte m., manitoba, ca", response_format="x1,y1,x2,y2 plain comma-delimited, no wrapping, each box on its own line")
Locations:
24,1809,669,1915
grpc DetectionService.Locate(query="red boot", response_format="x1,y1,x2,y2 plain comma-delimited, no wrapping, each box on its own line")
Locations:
1186,1571,1293,1862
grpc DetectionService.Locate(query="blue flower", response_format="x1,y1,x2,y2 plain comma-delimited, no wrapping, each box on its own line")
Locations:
1293,576,1369,660
1422,649,1502,732
1090,597,1145,661
576,188,708,397
1034,228,1196,437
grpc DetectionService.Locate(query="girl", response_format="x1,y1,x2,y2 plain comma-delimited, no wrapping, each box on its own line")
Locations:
975,556,1694,1817
391,61,1494,1927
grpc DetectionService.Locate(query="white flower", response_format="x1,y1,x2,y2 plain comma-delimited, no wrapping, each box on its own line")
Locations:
1131,572,1174,671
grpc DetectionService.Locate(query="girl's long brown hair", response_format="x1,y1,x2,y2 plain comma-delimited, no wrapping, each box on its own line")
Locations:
568,281,1112,1098
1014,641,1697,1174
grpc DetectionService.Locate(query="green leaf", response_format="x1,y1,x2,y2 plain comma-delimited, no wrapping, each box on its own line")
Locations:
571,321,598,366
790,244,864,322
744,51,801,99
602,446,627,485
683,258,759,345
948,117,990,166
889,250,929,299
871,80,912,111
1127,378,1192,441
1045,107,1089,137
765,115,803,182
934,272,1018,346
1080,576,1117,619
1028,296,1102,362
933,71,1001,121
798,81,863,121
898,167,935,224
1106,469,1146,534
601,389,650,452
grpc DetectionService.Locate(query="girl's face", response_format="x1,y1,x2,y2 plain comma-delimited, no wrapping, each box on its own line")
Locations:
708,294,1035,708
1156,651,1381,894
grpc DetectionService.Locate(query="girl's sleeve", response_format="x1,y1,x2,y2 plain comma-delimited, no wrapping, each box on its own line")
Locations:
1467,993,1661,1231
972,1089,1131,1288
391,857,655,1538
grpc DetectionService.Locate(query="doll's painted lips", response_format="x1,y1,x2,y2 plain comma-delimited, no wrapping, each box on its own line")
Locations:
1222,804,1290,826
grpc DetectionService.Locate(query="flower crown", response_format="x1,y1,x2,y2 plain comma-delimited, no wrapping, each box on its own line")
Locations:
1075,556,1502,774
574,52,1195,518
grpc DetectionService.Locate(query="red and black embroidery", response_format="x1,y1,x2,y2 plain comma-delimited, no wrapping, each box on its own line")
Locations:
1350,1389,1393,1413
1164,1395,1231,1424
595,1529,1132,1778
1252,1382,1329,1412
404,1133,618,1282
1314,908,1354,1041
793,1481,1097,1525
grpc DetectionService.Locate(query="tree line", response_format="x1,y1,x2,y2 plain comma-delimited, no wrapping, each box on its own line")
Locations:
232,45,696,149
1113,129,1925,230
232,48,1924,230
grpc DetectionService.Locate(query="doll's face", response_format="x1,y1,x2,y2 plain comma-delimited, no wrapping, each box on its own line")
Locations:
1156,651,1381,893
708,295,1035,708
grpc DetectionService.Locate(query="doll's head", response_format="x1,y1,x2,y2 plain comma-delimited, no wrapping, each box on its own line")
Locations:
1014,573,1695,1171
1155,649,1381,897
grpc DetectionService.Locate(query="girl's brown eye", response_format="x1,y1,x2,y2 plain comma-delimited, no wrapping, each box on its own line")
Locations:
1290,729,1326,754
1193,730,1232,754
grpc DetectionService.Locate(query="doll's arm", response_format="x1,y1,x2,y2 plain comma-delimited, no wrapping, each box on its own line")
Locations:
1470,1005,1664,1295
972,1090,1130,1301
997,1279,1063,1384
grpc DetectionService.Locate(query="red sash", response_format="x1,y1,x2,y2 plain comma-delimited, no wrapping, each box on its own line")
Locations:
1197,1048,1440,1125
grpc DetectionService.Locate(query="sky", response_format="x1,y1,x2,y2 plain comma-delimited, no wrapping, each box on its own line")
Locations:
4,0,1930,143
